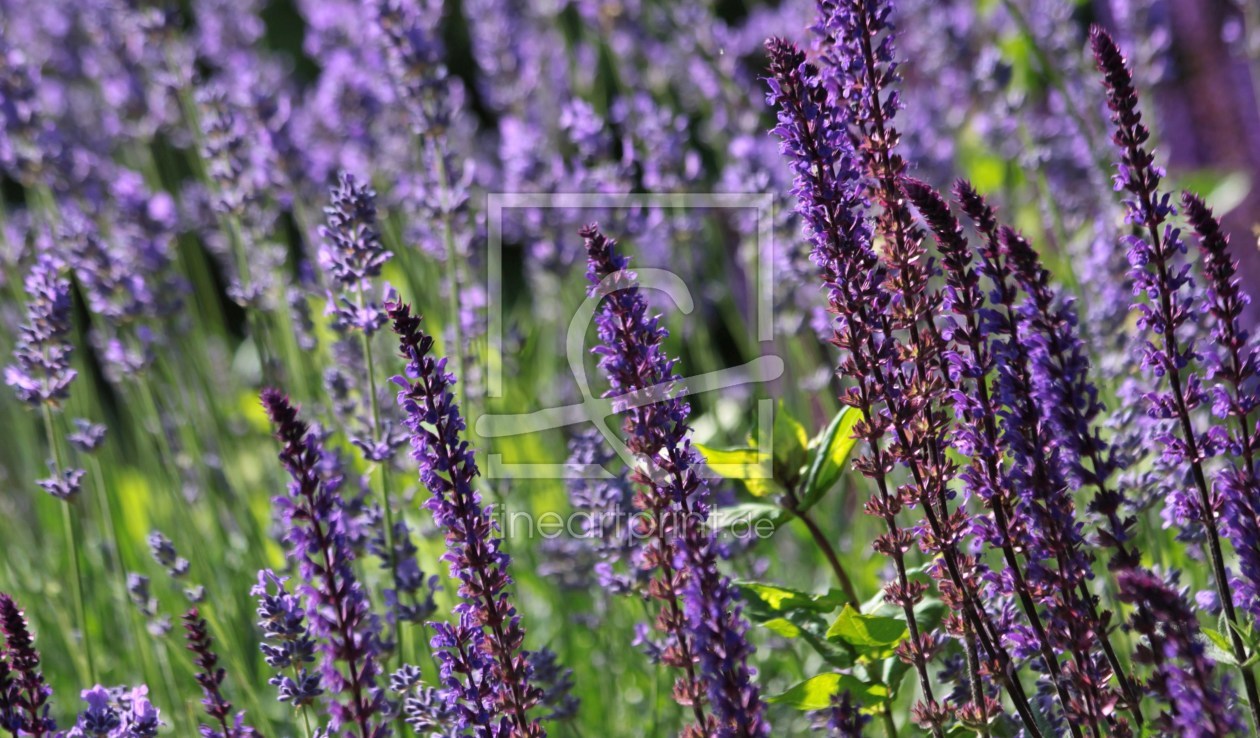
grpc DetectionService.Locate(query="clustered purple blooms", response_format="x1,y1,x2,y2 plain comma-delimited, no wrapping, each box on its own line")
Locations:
768,2,1169,735
1182,194,1260,621
389,665,459,736
5,253,76,408
261,389,389,738
581,224,768,738
251,570,323,709
320,171,392,336
64,685,161,738
182,609,259,738
550,429,646,597
387,297,546,738
764,34,944,729
1094,24,1260,724
1119,569,1245,737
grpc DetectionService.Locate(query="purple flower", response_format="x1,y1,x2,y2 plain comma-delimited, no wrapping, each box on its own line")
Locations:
251,570,323,708
261,389,389,738
1119,569,1245,737
387,297,546,737
148,531,190,579
581,223,768,738
821,691,867,737
319,171,392,336
67,419,108,453
66,685,161,738
765,34,942,723
0,592,56,738
182,609,260,738
390,665,460,736
1095,25,1260,723
1182,193,1260,620
5,253,77,407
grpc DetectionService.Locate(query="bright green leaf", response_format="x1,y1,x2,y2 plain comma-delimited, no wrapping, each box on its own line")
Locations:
826,606,909,660
694,445,767,478
761,617,803,638
800,407,861,510
768,673,887,711
738,582,844,614
773,401,809,472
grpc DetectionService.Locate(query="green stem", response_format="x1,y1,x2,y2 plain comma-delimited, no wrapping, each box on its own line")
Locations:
43,405,95,682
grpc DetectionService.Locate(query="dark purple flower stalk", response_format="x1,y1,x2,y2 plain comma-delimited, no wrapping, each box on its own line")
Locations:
1182,194,1260,622
1092,25,1260,727
261,389,390,738
0,650,16,734
251,570,323,709
1001,224,1148,721
5,253,77,408
183,608,261,738
764,36,943,731
387,298,545,738
581,224,768,738
995,227,1123,734
1003,215,1137,569
1119,569,1245,737
807,7,1053,732
907,178,1112,730
0,593,56,738
948,179,1131,733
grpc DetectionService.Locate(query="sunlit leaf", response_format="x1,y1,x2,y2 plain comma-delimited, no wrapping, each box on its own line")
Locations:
800,407,861,510
768,673,887,711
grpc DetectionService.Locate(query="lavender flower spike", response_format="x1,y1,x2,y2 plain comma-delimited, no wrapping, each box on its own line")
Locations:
1119,570,1245,737
68,685,162,738
581,223,769,738
5,253,77,407
261,389,389,738
0,593,56,738
1093,25,1260,727
1182,193,1260,621
251,570,322,709
320,171,392,336
387,297,546,737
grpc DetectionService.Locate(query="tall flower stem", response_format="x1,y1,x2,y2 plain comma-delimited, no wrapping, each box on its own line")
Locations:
42,405,93,683
1093,27,1260,730
784,485,860,608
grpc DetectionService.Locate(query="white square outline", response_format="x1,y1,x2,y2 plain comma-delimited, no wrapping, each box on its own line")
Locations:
481,192,777,480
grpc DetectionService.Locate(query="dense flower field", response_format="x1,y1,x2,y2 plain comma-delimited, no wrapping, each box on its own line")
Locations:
4,0,1260,735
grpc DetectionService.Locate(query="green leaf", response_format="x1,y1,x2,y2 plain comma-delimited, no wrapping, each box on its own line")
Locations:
773,401,809,472
826,606,909,660
800,407,861,510
761,617,803,638
768,673,887,711
1203,627,1239,667
709,503,788,535
738,582,843,614
694,445,767,479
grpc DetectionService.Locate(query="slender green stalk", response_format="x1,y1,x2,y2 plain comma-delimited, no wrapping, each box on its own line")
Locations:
42,405,95,682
